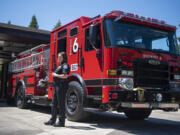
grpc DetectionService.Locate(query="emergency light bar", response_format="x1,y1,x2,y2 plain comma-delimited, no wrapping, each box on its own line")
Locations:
111,10,176,30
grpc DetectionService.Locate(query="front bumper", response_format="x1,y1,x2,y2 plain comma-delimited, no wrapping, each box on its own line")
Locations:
109,89,180,103
121,102,179,109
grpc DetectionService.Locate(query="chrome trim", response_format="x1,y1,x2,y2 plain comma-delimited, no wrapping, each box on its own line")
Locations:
121,102,179,109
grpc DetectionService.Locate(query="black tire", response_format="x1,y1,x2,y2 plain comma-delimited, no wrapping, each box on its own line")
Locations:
16,86,28,109
65,81,90,121
124,109,152,120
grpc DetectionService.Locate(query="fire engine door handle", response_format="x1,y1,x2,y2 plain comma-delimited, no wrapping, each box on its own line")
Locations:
77,47,80,66
52,55,56,72
80,57,84,68
96,50,101,58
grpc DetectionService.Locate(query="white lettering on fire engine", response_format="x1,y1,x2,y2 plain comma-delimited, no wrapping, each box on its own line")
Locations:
72,38,78,53
143,54,158,59
71,64,78,71
143,54,162,60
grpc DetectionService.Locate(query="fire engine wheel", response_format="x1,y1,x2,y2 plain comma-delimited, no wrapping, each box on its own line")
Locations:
124,109,152,120
16,86,28,109
65,81,89,121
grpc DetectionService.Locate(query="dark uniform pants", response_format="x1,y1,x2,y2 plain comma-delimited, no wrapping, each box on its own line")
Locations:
50,81,68,122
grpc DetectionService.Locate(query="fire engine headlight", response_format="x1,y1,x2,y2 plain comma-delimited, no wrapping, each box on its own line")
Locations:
121,70,134,77
174,75,180,80
156,93,163,102
119,78,134,90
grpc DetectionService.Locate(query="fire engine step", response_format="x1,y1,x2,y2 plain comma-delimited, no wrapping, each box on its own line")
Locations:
87,95,102,100
31,96,50,106
83,107,104,112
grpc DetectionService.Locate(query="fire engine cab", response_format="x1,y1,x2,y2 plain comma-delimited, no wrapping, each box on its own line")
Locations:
7,10,180,121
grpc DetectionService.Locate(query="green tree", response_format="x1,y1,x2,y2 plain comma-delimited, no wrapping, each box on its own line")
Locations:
7,20,11,24
29,15,39,29
53,20,61,30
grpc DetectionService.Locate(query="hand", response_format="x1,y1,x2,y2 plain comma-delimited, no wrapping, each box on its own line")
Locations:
52,72,56,77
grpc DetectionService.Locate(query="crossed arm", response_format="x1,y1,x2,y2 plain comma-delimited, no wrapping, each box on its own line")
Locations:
52,72,68,79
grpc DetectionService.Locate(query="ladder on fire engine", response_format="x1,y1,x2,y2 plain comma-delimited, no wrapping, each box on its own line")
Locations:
9,45,49,73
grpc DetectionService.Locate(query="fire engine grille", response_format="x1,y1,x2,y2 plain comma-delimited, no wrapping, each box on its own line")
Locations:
133,58,169,89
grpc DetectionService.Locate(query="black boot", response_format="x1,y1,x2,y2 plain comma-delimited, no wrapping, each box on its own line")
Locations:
53,119,65,127
44,120,55,125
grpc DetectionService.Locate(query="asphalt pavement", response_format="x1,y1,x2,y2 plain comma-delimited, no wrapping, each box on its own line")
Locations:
0,101,180,135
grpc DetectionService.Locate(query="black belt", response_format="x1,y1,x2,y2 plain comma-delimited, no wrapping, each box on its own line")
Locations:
54,79,67,83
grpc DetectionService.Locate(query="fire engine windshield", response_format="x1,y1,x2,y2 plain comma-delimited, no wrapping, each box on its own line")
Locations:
103,19,180,55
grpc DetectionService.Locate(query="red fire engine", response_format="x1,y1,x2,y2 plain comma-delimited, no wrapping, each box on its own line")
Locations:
7,10,180,121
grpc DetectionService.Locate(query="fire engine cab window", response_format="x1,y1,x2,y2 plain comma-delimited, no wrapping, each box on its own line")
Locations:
58,29,67,38
85,24,101,51
70,27,78,37
57,38,66,54
103,19,179,55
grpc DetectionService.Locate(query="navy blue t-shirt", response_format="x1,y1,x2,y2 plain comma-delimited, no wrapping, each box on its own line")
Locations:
54,62,70,83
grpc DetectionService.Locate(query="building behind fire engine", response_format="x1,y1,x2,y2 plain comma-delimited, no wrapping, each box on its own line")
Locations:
0,22,50,98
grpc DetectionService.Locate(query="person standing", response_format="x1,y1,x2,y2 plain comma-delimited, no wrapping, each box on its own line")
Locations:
44,52,70,127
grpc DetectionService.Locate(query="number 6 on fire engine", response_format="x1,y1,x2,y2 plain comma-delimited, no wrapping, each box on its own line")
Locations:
73,38,78,53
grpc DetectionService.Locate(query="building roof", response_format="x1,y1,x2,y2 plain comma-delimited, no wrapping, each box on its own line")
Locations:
0,22,50,64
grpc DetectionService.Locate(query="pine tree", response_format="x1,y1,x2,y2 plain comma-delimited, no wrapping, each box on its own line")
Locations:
53,20,61,30
7,20,11,24
177,24,180,52
29,15,39,29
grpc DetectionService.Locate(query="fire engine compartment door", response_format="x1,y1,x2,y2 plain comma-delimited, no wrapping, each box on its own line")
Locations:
82,24,103,83
67,21,84,76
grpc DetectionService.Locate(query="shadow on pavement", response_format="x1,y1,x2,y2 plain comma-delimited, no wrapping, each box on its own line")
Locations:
0,101,51,113
66,126,96,130
86,112,180,135
29,104,51,114
1,101,180,134
0,100,14,107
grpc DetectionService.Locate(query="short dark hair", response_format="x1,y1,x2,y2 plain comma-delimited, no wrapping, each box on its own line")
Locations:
58,52,67,62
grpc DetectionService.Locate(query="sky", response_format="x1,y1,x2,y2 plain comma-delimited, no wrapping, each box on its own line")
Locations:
0,0,180,36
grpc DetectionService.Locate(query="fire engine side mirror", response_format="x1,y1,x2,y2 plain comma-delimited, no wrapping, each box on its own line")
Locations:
89,24,97,44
